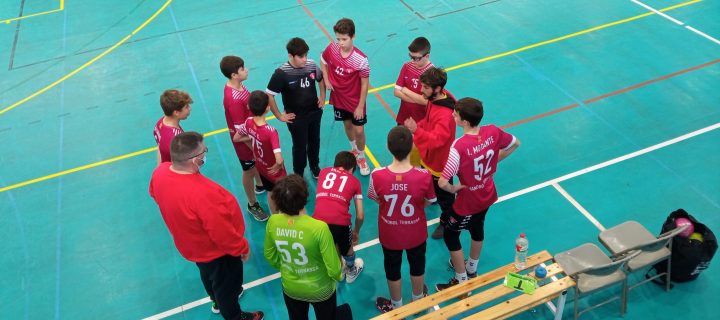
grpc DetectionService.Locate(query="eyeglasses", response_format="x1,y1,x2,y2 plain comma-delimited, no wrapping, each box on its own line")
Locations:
409,53,428,61
182,147,208,161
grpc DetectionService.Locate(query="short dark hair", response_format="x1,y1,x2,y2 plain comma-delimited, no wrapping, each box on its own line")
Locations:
272,175,308,216
286,37,309,56
248,91,269,116
160,89,193,116
333,18,355,37
420,67,447,90
170,132,203,163
387,126,413,161
219,56,244,79
455,98,484,127
408,37,431,55
334,151,357,172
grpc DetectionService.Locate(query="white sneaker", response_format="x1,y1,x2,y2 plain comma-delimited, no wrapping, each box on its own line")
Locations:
357,157,370,176
344,258,364,283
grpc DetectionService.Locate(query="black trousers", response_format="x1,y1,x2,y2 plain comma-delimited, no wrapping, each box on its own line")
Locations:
287,109,322,175
283,291,336,320
197,255,245,320
432,175,455,221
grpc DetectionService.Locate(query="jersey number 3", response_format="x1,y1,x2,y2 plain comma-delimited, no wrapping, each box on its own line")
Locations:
275,240,308,266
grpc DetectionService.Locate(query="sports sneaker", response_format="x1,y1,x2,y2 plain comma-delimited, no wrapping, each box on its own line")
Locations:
376,296,393,313
311,166,321,180
448,258,477,278
247,202,269,221
211,301,220,314
357,157,370,176
254,185,266,194
435,278,460,292
344,258,364,283
431,224,444,239
241,311,264,320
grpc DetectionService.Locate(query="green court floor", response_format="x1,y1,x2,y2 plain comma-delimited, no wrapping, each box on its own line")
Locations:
1,0,718,319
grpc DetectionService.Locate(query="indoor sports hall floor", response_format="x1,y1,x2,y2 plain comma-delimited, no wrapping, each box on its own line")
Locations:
1,0,718,319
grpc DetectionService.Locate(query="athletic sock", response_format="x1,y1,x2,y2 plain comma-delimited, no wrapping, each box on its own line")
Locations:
455,272,468,283
467,257,479,274
391,298,403,309
412,292,424,301
343,254,356,268
350,140,358,151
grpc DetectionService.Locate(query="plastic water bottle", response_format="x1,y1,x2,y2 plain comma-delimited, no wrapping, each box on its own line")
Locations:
514,233,529,270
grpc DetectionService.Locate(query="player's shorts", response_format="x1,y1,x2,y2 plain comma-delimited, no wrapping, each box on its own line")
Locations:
441,208,489,251
239,159,256,171
259,174,277,192
381,242,426,281
328,224,353,256
333,107,367,126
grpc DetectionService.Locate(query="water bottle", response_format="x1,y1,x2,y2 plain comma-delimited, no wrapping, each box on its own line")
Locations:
514,233,529,270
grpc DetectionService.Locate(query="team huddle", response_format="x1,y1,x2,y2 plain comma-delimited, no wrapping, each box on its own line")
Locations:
149,17,520,320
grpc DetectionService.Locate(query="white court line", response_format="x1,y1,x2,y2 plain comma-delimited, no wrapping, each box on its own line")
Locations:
551,183,606,231
144,122,720,319
631,0,720,45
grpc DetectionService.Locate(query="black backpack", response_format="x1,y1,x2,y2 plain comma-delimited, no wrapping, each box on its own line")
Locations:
648,209,717,284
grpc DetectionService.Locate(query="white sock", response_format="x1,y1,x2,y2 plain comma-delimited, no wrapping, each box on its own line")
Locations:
455,272,468,282
412,292,424,301
391,298,403,309
350,140,358,151
357,150,366,158
467,258,479,274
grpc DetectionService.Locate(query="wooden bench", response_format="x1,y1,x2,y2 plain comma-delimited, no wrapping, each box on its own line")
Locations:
370,251,576,320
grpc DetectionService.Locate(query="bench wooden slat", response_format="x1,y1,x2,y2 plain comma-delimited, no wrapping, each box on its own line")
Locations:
462,277,576,320
370,251,552,320
417,263,565,320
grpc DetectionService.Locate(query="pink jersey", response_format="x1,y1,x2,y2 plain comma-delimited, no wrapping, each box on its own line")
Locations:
313,167,363,226
238,118,286,182
321,42,370,113
223,84,254,160
368,167,437,250
394,61,434,124
441,125,516,215
153,117,184,163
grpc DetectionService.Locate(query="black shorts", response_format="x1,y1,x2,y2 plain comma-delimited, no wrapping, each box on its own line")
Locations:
259,174,276,192
382,242,426,281
327,224,353,256
239,159,256,171
441,207,489,251
333,107,367,126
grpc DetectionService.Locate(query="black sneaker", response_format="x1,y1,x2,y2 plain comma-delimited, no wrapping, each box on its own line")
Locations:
376,297,393,313
211,301,220,314
311,166,321,179
247,202,269,221
254,185,266,194
431,224,444,239
241,311,264,320
435,278,460,292
448,258,477,278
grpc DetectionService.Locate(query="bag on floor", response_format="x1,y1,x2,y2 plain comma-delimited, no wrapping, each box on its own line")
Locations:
647,209,717,284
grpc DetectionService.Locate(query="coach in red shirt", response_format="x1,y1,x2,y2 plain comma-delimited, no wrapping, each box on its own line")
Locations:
149,131,263,320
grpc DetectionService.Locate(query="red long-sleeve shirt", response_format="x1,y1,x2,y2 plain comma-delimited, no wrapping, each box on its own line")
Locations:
414,91,457,176
149,163,249,263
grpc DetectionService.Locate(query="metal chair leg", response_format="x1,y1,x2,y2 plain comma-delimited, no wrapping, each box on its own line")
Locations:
574,288,580,320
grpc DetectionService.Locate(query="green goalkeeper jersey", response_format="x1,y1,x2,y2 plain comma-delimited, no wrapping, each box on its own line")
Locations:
264,213,343,302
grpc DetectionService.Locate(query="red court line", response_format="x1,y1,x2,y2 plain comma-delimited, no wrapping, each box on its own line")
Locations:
298,0,397,119
502,58,720,129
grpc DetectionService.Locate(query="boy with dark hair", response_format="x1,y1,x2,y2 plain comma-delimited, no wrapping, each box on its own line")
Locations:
266,37,326,179
321,18,372,176
313,151,365,283
149,131,263,320
400,67,457,240
237,91,287,214
264,174,344,320
220,55,269,222
153,89,192,163
435,97,520,291
394,37,434,125
369,126,437,313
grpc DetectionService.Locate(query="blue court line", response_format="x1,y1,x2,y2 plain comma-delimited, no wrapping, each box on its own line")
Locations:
167,6,281,318
0,176,30,319
513,54,720,209
54,9,69,320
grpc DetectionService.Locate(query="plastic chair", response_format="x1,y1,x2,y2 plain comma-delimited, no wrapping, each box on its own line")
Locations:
554,243,639,319
598,220,690,292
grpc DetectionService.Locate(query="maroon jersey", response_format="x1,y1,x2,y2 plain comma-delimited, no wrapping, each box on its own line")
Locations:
153,117,184,163
321,42,370,113
313,167,363,226
441,125,516,215
223,84,254,160
368,167,437,250
238,118,286,182
394,61,434,124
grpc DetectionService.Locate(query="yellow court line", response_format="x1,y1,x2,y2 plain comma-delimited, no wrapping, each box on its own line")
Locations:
0,0,700,193
0,0,173,116
1,0,65,24
364,147,381,168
